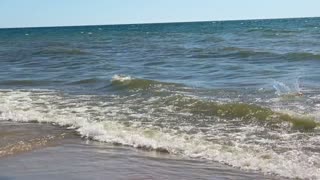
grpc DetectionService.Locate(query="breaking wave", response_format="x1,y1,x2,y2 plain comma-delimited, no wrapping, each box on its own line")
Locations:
110,75,180,90
0,89,319,179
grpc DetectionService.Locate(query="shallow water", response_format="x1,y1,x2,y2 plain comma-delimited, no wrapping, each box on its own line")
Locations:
1,17,320,179
0,121,75,158
0,132,278,180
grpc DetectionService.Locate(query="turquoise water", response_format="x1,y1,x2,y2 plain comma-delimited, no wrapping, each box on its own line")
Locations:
1,17,320,179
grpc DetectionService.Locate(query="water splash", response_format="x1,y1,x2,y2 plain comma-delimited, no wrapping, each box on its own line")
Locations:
273,78,302,96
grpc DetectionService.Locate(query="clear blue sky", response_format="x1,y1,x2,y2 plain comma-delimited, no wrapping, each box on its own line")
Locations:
1,0,320,28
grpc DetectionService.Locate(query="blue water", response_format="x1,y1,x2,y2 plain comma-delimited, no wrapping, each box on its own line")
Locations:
1,18,320,91
1,17,320,179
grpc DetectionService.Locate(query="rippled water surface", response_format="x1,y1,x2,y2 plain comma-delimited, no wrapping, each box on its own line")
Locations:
1,17,320,179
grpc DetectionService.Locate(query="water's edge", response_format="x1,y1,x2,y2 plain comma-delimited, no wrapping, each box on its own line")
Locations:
0,121,280,180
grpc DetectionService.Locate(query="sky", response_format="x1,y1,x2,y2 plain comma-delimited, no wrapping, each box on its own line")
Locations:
1,0,320,28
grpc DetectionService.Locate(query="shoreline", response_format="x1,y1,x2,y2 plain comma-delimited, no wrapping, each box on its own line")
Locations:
0,121,280,180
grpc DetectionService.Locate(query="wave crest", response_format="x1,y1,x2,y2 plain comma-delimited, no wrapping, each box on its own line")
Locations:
162,95,319,130
110,75,179,90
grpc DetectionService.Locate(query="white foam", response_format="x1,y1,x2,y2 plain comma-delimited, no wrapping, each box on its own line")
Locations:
0,90,319,179
111,74,132,82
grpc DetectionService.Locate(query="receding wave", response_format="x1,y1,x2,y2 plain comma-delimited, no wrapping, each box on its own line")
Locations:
0,134,67,158
0,90,319,179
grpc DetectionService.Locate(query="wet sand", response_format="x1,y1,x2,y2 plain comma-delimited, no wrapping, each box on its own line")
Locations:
0,121,282,180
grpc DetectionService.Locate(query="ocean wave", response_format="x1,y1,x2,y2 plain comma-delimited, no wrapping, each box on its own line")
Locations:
285,52,320,61
33,47,88,56
247,28,299,34
220,47,274,58
162,95,318,130
110,75,180,90
190,46,320,61
0,80,51,86
0,90,319,179
80,121,320,179
188,47,274,59
68,78,102,85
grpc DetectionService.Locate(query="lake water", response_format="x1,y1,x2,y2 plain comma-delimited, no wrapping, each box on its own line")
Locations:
1,17,320,179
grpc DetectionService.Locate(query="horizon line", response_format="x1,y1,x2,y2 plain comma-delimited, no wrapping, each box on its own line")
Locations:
0,16,319,30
